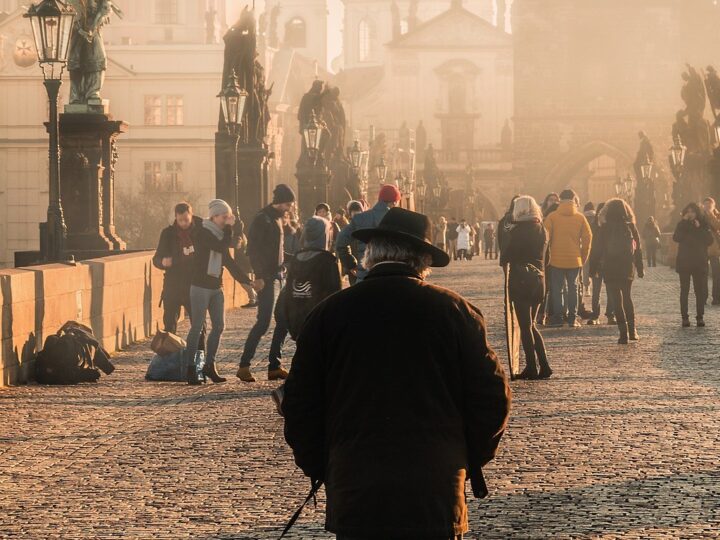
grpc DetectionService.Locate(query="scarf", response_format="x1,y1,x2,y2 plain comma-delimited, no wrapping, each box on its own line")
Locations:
203,219,224,278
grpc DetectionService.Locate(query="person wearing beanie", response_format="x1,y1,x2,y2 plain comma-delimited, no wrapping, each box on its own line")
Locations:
336,185,402,282
543,189,593,328
184,199,253,385
238,184,296,382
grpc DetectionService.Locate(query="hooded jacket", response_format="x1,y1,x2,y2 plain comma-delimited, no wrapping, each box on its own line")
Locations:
282,263,511,538
543,200,593,269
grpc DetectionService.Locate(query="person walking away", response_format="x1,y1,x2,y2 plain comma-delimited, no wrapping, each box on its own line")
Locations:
500,196,551,379
282,207,511,540
543,189,593,328
271,215,343,414
152,202,203,335
484,223,496,259
642,216,662,268
473,221,482,256
336,185,401,281
702,197,720,304
589,199,644,344
446,217,459,260
673,203,714,327
237,184,296,382
456,219,472,260
185,200,253,385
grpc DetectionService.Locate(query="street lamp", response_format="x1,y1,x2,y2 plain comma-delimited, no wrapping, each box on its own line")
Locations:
217,69,248,217
349,139,362,171
640,157,653,181
416,181,427,198
394,171,403,189
25,0,76,262
302,110,324,161
669,135,687,171
376,155,388,183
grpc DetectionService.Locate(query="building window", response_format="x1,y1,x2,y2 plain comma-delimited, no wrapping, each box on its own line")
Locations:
166,161,183,191
284,17,306,48
358,19,371,62
155,0,178,24
143,161,162,191
144,95,162,125
400,18,409,35
166,96,184,126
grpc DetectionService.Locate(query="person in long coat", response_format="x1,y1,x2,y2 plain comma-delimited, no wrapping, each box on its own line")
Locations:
673,203,714,327
500,195,551,379
283,208,511,540
589,199,644,344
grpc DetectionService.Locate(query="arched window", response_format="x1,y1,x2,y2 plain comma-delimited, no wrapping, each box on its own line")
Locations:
285,17,306,48
358,19,371,62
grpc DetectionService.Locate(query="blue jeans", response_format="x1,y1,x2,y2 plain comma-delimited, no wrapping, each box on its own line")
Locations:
240,278,286,370
550,267,580,324
186,286,225,367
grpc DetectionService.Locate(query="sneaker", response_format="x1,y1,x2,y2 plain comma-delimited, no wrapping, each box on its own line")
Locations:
607,316,617,325
236,365,256,382
568,320,582,329
271,386,285,417
268,367,289,381
586,318,599,326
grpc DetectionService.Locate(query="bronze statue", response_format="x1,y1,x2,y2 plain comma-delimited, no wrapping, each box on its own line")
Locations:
321,85,347,161
66,0,123,105
681,64,706,121
705,65,720,121
298,80,325,134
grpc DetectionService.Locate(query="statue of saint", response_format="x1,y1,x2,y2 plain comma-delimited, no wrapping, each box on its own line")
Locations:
298,80,325,134
66,0,123,105
705,65,720,121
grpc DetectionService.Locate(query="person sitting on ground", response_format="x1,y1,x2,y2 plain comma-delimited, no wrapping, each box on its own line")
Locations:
283,207,511,540
500,195,552,379
185,199,254,385
589,198,644,344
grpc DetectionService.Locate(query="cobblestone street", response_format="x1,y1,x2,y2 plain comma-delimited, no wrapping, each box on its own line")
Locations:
1,259,719,539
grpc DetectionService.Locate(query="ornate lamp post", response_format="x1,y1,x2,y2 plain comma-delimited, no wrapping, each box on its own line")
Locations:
217,70,248,217
303,111,324,162
25,0,75,262
640,156,653,182
416,180,427,214
394,171,403,189
376,155,388,183
669,135,687,209
432,184,442,209
349,139,362,172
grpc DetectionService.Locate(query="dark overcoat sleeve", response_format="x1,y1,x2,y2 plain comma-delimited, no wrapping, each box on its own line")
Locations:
457,302,512,492
282,309,327,481
152,227,172,270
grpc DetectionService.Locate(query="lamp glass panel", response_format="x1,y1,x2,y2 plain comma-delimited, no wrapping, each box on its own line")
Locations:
43,15,59,60
30,16,43,61
59,11,73,61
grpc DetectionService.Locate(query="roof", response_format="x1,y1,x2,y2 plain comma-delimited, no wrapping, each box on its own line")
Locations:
333,65,384,101
386,5,512,50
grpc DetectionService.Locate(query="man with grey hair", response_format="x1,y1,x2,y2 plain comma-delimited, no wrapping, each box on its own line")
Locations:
282,208,511,540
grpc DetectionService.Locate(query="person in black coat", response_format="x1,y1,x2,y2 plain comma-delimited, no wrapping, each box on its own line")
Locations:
673,203,714,327
589,199,644,344
642,216,662,268
282,208,511,540
152,203,204,335
238,184,297,382
500,195,551,380
587,202,615,326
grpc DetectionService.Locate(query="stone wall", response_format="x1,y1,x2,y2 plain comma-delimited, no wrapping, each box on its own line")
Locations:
0,251,249,386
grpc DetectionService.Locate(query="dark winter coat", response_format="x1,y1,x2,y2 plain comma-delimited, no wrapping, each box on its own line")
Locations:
589,221,644,282
282,263,511,538
500,221,548,304
152,216,204,304
642,221,662,248
279,248,342,340
673,219,714,274
190,225,251,290
247,205,284,280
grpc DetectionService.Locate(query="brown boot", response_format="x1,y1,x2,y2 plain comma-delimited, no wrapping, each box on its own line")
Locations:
202,360,227,383
268,367,289,381
236,365,256,383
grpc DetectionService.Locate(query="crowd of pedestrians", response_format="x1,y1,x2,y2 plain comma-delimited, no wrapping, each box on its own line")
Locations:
149,179,720,539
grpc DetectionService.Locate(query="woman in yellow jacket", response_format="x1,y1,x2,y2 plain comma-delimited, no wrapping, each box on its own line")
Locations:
543,189,593,328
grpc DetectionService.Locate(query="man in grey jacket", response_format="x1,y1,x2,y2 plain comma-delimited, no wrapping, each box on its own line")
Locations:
335,185,401,281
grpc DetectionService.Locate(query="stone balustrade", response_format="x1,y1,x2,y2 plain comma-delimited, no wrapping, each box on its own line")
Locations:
0,251,248,386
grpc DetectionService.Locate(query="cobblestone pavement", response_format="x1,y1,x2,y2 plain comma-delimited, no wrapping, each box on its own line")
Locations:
1,259,719,539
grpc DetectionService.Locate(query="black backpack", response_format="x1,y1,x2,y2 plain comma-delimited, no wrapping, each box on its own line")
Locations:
35,322,114,385
606,222,636,262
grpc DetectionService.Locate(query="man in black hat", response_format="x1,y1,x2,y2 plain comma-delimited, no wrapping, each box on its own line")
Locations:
237,183,296,383
282,208,512,540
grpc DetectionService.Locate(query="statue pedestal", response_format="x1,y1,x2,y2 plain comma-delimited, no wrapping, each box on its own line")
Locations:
64,99,110,115
296,157,332,219
57,112,127,252
215,131,269,222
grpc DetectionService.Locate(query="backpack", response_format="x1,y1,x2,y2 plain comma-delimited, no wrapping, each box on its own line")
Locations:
606,222,636,262
35,321,114,385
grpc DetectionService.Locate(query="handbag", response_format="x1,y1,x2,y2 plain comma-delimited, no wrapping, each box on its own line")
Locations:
150,331,186,356
508,263,544,302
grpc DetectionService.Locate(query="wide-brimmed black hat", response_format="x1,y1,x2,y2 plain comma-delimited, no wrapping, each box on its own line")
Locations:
352,208,450,267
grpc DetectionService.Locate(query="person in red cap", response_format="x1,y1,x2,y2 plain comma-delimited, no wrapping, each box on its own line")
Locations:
336,184,402,281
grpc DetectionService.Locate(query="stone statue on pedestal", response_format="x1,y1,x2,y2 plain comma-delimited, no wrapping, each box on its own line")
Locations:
66,0,123,109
